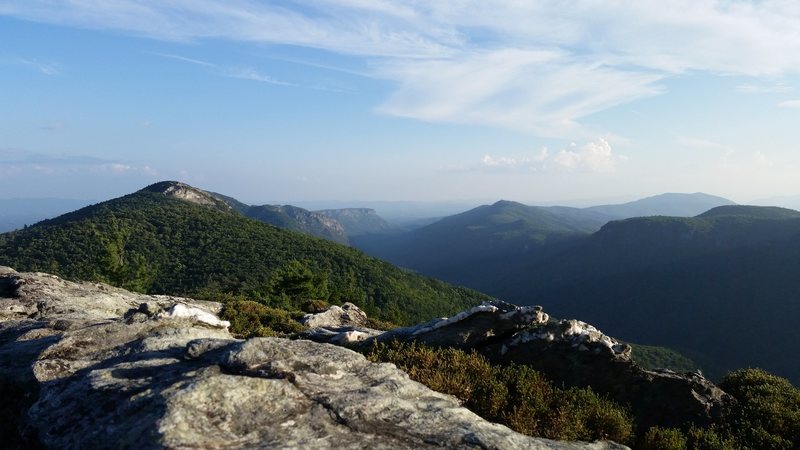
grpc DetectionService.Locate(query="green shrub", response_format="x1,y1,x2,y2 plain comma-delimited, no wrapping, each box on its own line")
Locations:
366,341,633,444
639,427,687,450
365,317,400,331
717,368,800,449
220,300,306,338
685,426,736,450
301,299,330,314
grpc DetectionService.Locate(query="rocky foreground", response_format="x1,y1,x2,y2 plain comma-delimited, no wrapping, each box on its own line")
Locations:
0,267,623,450
305,302,732,431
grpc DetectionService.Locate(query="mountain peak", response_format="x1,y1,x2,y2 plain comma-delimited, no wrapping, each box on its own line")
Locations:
696,204,800,219
140,181,232,211
491,200,525,208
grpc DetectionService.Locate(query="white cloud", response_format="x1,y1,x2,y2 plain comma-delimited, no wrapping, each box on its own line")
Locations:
221,67,293,86
553,139,621,172
150,52,353,92
479,139,621,173
0,149,160,177
481,154,519,168
752,151,772,168
676,136,731,152
108,163,132,173
778,99,800,108
6,1,800,136
376,49,663,137
737,83,792,94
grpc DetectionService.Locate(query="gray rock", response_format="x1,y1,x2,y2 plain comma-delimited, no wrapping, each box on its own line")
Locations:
301,302,369,329
368,301,549,350
0,267,624,449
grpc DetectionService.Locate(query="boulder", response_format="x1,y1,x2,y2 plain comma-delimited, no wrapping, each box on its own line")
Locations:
368,301,549,349
0,267,624,449
301,302,369,329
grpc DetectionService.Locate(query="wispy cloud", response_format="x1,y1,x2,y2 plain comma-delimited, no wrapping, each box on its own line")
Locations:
221,66,293,86
149,51,351,92
146,51,213,67
752,151,772,168
737,82,792,94
676,136,731,152
778,99,800,108
0,149,159,177
40,122,65,132
6,1,800,136
1,57,60,75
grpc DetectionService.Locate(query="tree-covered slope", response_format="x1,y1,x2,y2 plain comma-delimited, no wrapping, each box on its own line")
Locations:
353,200,609,286
490,205,800,383
0,185,490,325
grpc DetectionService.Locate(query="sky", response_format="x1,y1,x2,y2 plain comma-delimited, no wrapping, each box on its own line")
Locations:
1,0,800,205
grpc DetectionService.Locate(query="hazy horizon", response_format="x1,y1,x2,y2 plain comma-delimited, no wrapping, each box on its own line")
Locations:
2,2,800,204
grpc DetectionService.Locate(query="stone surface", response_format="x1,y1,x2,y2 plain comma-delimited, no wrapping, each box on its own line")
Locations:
0,267,624,449
301,302,369,329
369,301,549,350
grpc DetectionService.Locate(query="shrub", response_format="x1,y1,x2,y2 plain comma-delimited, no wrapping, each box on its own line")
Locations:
220,300,306,338
717,368,800,449
639,427,687,450
366,341,633,444
301,299,330,314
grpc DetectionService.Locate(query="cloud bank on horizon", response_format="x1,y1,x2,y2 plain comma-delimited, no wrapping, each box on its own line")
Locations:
3,0,800,138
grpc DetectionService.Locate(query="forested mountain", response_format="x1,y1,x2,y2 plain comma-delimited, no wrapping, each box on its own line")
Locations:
354,199,800,383
353,200,611,286
352,193,736,288
487,205,800,383
0,182,490,325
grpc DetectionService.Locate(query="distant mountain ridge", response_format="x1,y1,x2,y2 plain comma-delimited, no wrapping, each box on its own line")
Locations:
586,192,736,219
353,192,736,288
315,208,391,236
351,195,800,383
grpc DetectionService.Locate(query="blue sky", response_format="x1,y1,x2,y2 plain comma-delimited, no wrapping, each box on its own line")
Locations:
1,1,800,205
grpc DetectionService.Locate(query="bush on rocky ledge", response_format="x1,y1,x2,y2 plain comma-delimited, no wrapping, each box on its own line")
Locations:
366,341,634,444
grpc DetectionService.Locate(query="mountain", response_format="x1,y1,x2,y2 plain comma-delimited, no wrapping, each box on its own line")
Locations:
245,204,349,245
353,200,612,288
489,205,800,383
208,190,349,244
314,208,391,236
353,192,738,292
0,198,93,232
586,192,735,219
0,181,490,325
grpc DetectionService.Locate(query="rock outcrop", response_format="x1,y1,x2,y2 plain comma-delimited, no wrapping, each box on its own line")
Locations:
306,301,732,431
0,267,624,450
301,302,369,329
